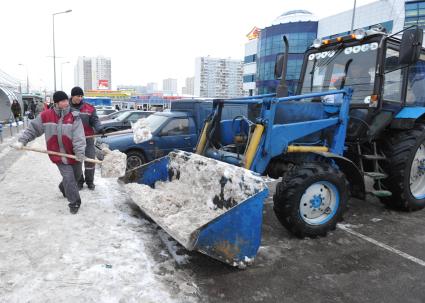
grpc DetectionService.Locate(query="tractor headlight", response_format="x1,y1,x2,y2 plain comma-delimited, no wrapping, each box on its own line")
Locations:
353,29,366,40
312,38,322,48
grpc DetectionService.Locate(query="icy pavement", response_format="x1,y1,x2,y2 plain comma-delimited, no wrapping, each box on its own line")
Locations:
0,138,198,303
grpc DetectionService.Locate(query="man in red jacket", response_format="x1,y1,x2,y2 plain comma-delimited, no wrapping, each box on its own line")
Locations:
13,91,86,214
70,86,105,190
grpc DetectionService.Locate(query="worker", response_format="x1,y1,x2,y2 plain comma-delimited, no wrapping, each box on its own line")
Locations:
69,86,105,190
12,91,86,214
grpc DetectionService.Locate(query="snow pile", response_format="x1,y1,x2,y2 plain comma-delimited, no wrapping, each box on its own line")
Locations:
125,151,266,248
132,118,152,144
100,147,127,178
0,138,198,302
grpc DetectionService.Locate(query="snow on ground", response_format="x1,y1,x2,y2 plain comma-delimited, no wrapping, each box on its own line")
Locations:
0,137,198,303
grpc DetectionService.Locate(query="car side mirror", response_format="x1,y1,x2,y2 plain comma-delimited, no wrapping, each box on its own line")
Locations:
399,27,423,65
274,53,285,79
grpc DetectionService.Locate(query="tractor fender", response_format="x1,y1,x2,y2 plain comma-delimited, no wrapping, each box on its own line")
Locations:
311,151,366,200
392,107,425,129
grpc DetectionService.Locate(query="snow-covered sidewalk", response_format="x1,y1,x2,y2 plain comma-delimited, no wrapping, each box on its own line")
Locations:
0,138,198,303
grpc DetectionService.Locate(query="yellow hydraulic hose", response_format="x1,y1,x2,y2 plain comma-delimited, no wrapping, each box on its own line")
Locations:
195,122,210,154
287,145,329,152
244,124,264,169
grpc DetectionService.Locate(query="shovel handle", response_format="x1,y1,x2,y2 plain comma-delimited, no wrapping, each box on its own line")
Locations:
86,129,132,139
17,146,102,164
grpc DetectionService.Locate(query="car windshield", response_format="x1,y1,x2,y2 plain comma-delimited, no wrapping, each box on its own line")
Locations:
300,42,378,104
142,114,169,132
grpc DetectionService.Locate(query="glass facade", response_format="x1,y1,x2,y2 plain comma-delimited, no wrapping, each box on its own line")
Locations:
256,21,318,95
404,0,425,28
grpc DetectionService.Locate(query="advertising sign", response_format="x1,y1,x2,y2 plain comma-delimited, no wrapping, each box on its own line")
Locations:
98,80,109,90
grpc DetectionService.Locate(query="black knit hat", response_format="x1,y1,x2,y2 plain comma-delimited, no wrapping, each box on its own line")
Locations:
53,91,69,103
71,86,84,97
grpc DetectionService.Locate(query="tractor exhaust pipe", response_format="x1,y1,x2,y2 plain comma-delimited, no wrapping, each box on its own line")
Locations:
275,36,289,98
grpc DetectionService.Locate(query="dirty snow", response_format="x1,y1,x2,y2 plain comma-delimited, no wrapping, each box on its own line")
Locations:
125,151,266,249
132,118,152,144
0,138,198,303
100,147,127,178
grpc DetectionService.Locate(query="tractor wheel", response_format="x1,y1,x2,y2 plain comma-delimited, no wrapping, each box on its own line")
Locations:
273,162,349,238
380,123,425,210
126,150,146,170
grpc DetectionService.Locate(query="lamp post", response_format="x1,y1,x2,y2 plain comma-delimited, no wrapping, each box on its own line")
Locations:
52,9,72,91
18,63,29,93
61,61,70,91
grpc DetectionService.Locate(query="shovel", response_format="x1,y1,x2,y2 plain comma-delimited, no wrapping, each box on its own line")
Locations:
12,145,127,178
85,129,133,139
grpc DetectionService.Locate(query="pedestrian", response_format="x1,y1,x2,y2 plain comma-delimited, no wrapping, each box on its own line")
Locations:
69,86,105,190
29,100,36,119
12,91,86,214
115,104,120,111
11,99,22,124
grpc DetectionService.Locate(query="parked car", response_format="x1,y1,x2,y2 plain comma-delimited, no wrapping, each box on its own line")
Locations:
97,108,118,119
96,100,247,170
101,110,154,132
99,109,131,121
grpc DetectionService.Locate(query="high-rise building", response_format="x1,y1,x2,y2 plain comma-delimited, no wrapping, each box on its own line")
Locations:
194,56,243,98
163,78,178,95
74,56,112,91
181,77,195,95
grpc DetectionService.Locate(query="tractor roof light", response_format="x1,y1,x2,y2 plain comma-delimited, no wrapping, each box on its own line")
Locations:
312,38,322,48
353,29,366,40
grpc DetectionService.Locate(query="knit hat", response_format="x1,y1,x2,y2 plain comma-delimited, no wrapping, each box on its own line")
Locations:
53,91,69,103
71,86,84,97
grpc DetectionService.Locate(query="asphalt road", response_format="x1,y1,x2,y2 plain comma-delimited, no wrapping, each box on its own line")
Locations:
176,182,425,303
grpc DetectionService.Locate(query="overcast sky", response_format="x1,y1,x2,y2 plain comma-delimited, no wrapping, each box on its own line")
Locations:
1,0,377,93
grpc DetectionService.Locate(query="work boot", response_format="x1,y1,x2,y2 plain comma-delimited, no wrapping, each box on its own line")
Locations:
58,183,66,198
69,200,81,214
86,182,95,190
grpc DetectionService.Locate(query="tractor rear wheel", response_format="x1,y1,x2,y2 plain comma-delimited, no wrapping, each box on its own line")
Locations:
273,162,349,238
381,123,425,210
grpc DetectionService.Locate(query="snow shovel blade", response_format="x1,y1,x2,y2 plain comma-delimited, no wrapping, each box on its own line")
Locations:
99,148,127,178
124,151,268,267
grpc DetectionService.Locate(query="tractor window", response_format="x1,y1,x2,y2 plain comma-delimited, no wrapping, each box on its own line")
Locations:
383,48,405,102
406,53,425,106
301,42,378,104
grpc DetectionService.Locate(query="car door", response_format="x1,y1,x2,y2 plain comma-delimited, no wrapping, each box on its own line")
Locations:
154,117,196,156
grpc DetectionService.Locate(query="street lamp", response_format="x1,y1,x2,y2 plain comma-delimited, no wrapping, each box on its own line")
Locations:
52,9,72,91
61,61,70,91
18,63,29,93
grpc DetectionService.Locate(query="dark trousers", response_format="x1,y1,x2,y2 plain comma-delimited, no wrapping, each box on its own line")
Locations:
79,138,96,185
57,162,83,207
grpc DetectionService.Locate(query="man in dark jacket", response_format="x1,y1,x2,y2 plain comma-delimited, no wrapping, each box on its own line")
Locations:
70,86,105,190
11,100,22,123
13,91,86,214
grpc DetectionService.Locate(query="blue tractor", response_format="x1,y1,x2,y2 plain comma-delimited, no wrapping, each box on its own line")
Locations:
193,26,425,238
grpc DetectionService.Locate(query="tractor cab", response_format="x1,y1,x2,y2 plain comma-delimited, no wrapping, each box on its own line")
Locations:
295,27,424,142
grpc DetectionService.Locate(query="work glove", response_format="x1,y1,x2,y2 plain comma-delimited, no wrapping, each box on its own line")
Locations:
11,142,24,149
75,154,86,162
99,128,107,138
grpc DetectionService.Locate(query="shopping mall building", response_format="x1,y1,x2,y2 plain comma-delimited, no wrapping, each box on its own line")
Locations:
244,0,425,95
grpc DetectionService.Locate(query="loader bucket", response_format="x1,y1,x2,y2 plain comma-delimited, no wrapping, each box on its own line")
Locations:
125,151,268,267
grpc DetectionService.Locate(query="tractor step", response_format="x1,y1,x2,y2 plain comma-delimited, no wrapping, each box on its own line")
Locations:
371,190,392,197
361,154,387,161
364,172,388,180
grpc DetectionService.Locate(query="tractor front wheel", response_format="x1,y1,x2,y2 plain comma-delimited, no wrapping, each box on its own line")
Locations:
273,162,349,238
